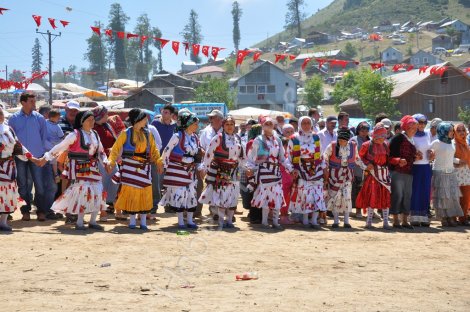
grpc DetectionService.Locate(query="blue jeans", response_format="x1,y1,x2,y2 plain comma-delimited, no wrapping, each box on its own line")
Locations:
15,159,57,215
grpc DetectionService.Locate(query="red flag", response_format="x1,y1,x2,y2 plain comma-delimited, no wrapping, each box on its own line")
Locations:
392,64,402,72
155,38,170,48
48,18,57,29
301,58,311,71
0,8,9,15
419,66,429,74
60,20,70,28
192,44,200,56
117,31,125,39
369,62,384,70
211,47,222,60
464,67,470,73
32,15,42,27
91,26,101,36
274,54,286,63
253,52,262,62
236,50,250,66
183,42,190,55
140,35,148,47
127,33,139,39
202,45,209,57
406,65,414,71
330,59,349,68
289,55,297,61
172,41,180,55
105,29,113,39
315,58,327,69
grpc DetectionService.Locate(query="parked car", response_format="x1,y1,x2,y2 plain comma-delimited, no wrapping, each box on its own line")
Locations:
433,47,447,54
393,39,406,45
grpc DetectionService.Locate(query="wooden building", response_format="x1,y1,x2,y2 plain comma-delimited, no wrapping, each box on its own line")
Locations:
124,89,170,111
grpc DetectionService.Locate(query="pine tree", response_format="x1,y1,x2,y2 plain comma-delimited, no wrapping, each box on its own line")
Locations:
181,9,203,64
231,1,242,52
84,21,107,85
107,3,129,78
152,27,163,72
31,38,43,74
284,0,306,38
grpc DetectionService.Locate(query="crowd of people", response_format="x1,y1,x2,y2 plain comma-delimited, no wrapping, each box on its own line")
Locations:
0,92,468,232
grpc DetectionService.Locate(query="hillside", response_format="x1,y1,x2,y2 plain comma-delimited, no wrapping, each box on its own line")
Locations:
255,0,470,48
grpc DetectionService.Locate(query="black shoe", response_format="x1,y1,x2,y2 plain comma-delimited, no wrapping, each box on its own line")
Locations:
332,223,339,229
250,219,262,224
420,222,431,227
343,223,352,229
402,223,414,230
46,212,59,220
7,214,13,221
55,213,64,219
88,223,104,231
327,211,334,217
393,224,403,229
213,214,219,221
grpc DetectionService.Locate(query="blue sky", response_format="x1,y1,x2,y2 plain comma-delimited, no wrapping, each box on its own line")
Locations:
0,0,333,77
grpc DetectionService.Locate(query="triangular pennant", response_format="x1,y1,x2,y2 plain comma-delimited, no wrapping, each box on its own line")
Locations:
211,47,222,60
202,45,209,57
301,58,311,71
155,38,170,48
117,31,125,39
48,18,57,29
91,26,101,36
183,42,190,55
140,35,148,47
289,55,297,61
192,44,200,56
32,15,42,27
60,20,70,28
127,33,139,39
253,52,262,62
172,41,180,55
236,50,250,66
0,8,10,15
105,29,113,39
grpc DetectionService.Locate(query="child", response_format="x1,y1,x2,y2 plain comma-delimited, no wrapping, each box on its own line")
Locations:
323,128,363,228
45,109,64,183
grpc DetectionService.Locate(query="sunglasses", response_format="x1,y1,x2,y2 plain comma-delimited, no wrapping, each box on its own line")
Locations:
418,121,427,124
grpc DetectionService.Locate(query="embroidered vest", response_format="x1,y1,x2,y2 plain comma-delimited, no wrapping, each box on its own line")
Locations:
68,129,100,160
329,141,356,169
122,127,150,159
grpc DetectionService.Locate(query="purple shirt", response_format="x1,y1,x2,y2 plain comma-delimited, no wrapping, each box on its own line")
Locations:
8,109,48,157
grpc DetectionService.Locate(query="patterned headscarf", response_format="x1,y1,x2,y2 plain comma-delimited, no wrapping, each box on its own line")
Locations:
176,108,199,131
437,122,453,144
92,105,108,122
372,122,387,139
454,123,470,166
412,113,427,137
400,115,417,131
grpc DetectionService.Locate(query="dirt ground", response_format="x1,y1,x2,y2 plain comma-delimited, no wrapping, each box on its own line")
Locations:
2,204,470,312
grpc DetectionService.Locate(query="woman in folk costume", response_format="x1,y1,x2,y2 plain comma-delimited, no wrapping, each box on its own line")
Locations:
356,123,392,229
0,107,41,231
323,128,363,228
244,124,263,224
107,108,163,230
159,109,202,230
350,121,370,219
454,123,470,226
287,116,326,229
410,114,434,227
43,111,107,231
430,123,463,227
199,115,245,230
246,117,294,230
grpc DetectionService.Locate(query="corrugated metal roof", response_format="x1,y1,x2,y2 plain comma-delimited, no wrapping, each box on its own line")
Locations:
186,66,225,76
296,50,342,60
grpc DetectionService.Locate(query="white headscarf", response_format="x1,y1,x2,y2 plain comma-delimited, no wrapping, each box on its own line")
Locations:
298,116,313,144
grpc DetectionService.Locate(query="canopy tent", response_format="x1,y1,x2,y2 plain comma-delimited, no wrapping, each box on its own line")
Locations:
109,88,128,96
83,90,106,98
228,107,293,123
26,83,47,92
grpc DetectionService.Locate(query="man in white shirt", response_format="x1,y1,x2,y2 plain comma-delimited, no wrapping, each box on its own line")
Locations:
318,115,338,153
197,109,224,218
308,108,321,133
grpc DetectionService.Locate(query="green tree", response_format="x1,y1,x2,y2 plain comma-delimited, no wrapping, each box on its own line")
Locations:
79,67,96,89
195,78,235,109
107,3,129,78
181,9,203,64
343,42,358,58
31,38,43,74
458,106,470,124
304,75,324,107
9,70,24,82
152,27,163,72
285,0,306,38
232,1,242,52
406,45,413,56
127,13,155,83
332,70,360,111
446,26,459,47
84,21,107,85
223,57,236,76
343,0,363,10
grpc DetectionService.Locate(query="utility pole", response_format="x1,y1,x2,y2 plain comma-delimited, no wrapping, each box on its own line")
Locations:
5,65,8,105
36,29,61,105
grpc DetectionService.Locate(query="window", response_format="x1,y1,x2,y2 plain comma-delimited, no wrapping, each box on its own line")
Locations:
239,86,246,93
257,85,266,94
423,57,428,64
257,94,265,100
425,99,435,113
414,58,420,65
162,88,169,94
246,85,255,94
440,70,448,84
267,85,276,93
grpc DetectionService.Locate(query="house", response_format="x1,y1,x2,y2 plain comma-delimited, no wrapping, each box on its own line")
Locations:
124,89,170,110
180,61,198,74
382,47,403,64
293,50,357,72
432,35,454,50
428,18,451,30
289,37,306,47
184,66,226,81
143,71,200,103
232,60,299,114
339,62,470,120
439,19,470,33
405,50,443,68
305,31,336,45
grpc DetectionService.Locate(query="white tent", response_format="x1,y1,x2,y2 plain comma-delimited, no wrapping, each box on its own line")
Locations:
229,107,292,122
26,83,47,92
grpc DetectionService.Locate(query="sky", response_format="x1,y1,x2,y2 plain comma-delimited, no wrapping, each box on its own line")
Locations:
0,0,333,79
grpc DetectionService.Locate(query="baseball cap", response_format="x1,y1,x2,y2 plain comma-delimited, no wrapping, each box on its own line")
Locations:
381,118,392,128
207,109,224,118
66,100,80,110
326,115,338,123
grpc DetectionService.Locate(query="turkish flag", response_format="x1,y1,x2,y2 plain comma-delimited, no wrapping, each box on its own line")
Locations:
91,26,101,36
274,54,286,63
211,47,223,60
406,65,414,71
60,20,70,28
301,58,311,71
0,8,9,15
48,18,57,29
192,44,200,56
369,62,384,70
117,31,125,39
315,58,327,69
289,55,297,61
419,66,429,74
172,41,180,54
156,38,170,48
202,45,209,57
392,64,402,72
140,35,148,47
253,52,262,62
330,59,349,68
183,42,190,55
127,33,139,39
105,29,113,39
236,50,250,66
32,15,42,27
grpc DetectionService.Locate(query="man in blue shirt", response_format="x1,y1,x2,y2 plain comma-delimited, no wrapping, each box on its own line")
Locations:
8,93,58,221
